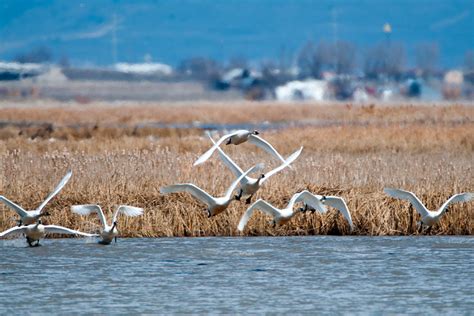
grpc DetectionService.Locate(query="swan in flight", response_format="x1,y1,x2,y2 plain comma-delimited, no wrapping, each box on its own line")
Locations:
0,170,72,226
211,134,303,204
161,163,263,217
194,130,287,166
0,220,97,247
238,190,327,231
299,194,354,231
384,188,473,231
71,205,143,245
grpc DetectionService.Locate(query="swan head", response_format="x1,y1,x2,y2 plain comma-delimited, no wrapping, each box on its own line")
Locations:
252,130,260,135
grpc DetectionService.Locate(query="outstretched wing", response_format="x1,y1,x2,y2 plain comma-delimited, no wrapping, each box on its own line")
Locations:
384,188,430,218
262,147,303,182
224,163,264,200
113,205,144,223
248,134,287,165
160,184,215,207
322,196,354,229
211,135,244,178
0,196,29,218
437,192,474,216
193,131,239,166
0,226,27,238
37,170,73,213
238,199,280,231
290,191,327,213
71,204,108,228
44,225,98,237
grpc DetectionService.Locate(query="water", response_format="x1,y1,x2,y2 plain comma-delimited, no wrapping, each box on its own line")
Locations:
1,236,473,314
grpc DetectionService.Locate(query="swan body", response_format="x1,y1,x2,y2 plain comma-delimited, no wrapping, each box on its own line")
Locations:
161,163,263,217
71,205,143,244
0,170,72,226
212,135,303,203
238,190,327,231
0,221,96,247
300,194,354,231
384,188,473,227
194,130,287,166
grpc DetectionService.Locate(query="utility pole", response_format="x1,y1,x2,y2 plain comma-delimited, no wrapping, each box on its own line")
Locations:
112,13,118,65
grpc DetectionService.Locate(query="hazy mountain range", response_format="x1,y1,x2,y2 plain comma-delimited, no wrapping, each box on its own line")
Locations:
1,0,472,68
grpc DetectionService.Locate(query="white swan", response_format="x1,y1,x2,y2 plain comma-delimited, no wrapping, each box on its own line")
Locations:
0,221,97,247
194,129,287,166
161,163,263,217
212,134,303,204
0,170,72,226
300,194,354,231
71,205,144,245
384,188,473,230
238,190,327,231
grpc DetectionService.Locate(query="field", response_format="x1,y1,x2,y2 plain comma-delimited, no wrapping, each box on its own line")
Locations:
0,101,473,236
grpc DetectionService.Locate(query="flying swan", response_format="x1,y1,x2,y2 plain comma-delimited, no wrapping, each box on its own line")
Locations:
211,134,303,204
384,188,473,231
299,194,354,231
71,204,144,245
0,220,97,247
161,163,263,217
194,129,288,166
0,170,72,226
238,190,327,231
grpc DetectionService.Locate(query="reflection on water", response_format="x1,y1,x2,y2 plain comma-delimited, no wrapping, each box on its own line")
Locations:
0,236,472,314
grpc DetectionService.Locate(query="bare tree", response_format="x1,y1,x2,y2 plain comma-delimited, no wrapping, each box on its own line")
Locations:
464,50,474,84
14,46,52,64
416,42,439,77
297,40,354,78
334,41,356,74
364,42,406,80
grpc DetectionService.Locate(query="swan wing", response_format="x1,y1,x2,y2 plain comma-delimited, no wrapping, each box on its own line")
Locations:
193,131,239,166
224,163,264,199
44,225,98,237
113,205,144,222
262,146,303,182
238,199,281,231
248,134,286,164
290,191,327,212
37,170,72,213
322,196,354,229
384,188,430,217
71,204,108,228
160,184,215,207
436,192,474,216
0,226,27,238
210,135,244,177
0,195,29,218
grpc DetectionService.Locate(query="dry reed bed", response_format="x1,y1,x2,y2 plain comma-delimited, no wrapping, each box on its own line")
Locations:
0,101,473,126
0,119,472,236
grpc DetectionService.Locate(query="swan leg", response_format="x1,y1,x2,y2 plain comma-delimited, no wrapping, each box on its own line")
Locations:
426,225,432,235
418,222,424,234
18,220,23,227
26,236,33,247
114,236,117,243
235,189,243,201
245,195,253,204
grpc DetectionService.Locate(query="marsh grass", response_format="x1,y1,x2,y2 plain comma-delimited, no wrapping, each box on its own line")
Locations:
0,102,472,236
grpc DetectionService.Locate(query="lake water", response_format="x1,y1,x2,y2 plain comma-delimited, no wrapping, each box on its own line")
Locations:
1,236,473,314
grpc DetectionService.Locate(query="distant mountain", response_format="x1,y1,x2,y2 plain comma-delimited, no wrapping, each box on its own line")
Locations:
0,0,472,67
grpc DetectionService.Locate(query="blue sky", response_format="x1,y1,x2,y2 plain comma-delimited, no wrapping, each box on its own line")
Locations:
0,0,472,67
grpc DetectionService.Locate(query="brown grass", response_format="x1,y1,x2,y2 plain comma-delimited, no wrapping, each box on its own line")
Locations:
0,102,472,237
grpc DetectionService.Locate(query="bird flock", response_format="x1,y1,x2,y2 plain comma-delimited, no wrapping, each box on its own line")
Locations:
1,129,472,247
